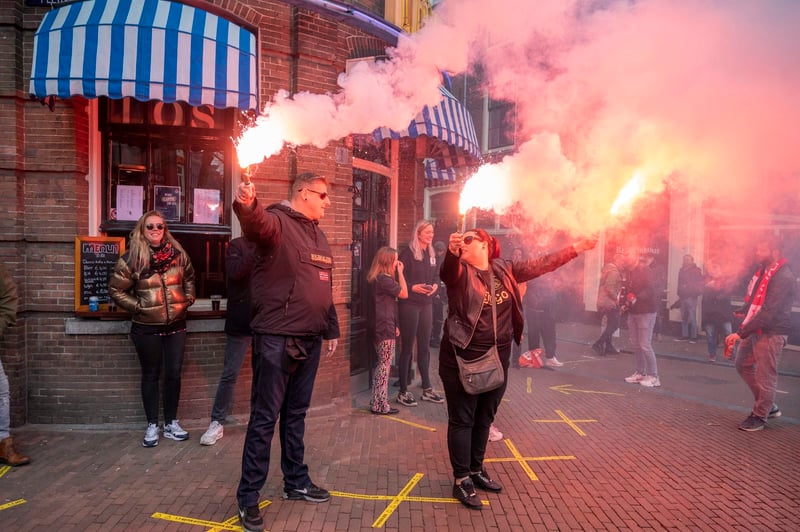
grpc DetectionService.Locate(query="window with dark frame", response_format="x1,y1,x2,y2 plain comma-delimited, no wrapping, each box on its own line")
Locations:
99,97,235,299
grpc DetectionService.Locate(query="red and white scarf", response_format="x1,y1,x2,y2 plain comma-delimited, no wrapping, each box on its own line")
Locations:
741,258,787,327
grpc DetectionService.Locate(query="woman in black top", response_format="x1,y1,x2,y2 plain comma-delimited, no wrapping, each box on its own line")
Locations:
396,221,445,406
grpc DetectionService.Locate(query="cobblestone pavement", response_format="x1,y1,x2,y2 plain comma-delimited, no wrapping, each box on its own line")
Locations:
2,323,798,531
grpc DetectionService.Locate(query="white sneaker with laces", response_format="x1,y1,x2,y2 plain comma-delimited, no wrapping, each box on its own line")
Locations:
545,357,564,367
200,420,224,445
625,372,645,383
142,423,159,447
640,375,661,387
488,424,503,442
164,420,189,441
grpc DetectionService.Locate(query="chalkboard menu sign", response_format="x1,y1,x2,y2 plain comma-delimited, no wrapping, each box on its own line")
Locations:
75,236,126,311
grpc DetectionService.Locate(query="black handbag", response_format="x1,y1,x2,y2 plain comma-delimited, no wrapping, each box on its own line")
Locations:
455,268,504,394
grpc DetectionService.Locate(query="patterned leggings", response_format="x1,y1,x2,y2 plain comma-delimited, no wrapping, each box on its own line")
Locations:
372,340,395,413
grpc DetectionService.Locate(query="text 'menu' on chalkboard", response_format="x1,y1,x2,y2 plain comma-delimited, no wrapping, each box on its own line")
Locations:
75,236,126,311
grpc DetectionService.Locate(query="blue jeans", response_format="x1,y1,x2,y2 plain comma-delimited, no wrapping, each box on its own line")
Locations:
0,358,9,439
131,329,187,424
237,334,322,507
628,312,658,376
210,334,252,422
398,303,433,392
734,333,786,419
680,296,699,339
704,321,731,359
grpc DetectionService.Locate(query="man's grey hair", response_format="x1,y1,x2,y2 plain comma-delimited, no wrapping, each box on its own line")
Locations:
291,172,328,197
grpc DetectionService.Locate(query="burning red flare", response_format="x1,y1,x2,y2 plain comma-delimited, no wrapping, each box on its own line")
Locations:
610,171,645,216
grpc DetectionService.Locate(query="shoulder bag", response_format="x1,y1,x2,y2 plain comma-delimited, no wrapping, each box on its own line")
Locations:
455,268,505,394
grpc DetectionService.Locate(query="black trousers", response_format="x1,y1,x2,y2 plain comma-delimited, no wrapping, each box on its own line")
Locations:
439,339,509,479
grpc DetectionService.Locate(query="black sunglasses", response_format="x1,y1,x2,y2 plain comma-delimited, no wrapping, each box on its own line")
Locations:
304,188,329,200
146,223,165,230
463,235,482,245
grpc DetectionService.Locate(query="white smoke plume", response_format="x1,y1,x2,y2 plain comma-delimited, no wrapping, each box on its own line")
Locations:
239,0,800,236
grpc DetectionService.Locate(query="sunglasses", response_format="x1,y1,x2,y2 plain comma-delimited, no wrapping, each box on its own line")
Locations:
463,235,483,245
304,188,329,200
146,223,165,230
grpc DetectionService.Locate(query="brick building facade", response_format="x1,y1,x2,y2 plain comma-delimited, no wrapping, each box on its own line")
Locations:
1,0,479,427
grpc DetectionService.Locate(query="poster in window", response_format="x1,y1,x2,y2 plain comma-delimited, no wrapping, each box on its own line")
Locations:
116,185,144,221
193,188,221,224
155,186,181,221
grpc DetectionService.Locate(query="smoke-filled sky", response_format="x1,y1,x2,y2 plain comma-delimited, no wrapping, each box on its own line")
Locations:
239,0,800,237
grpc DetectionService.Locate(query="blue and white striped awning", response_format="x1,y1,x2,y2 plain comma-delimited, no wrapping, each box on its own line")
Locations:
29,0,258,111
373,86,481,160
424,158,456,185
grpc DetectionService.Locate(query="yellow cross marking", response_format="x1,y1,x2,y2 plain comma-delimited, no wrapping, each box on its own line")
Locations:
330,473,489,527
532,409,597,436
484,438,576,481
0,498,26,511
527,377,532,393
151,500,271,532
0,465,11,479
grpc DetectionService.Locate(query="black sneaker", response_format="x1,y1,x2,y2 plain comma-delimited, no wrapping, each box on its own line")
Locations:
453,478,482,510
238,505,264,532
591,343,605,356
739,414,766,432
283,482,330,502
469,470,502,492
768,405,782,419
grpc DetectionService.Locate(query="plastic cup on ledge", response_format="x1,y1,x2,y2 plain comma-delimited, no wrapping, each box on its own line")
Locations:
210,294,222,312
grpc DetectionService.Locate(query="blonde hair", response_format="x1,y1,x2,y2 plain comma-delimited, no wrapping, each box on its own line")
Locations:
127,210,188,273
367,246,397,283
409,220,435,262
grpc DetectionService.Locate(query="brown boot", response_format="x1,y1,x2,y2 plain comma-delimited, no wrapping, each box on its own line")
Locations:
0,436,31,466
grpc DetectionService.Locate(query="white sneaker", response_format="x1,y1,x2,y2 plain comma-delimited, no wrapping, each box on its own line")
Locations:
163,420,189,441
625,372,645,383
640,375,661,387
200,420,224,445
142,423,159,447
488,424,503,442
545,357,564,367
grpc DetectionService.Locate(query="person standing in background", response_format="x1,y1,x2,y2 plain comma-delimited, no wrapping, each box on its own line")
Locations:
675,254,704,343
0,263,30,466
367,246,408,415
200,236,257,445
623,253,660,387
701,260,733,363
109,211,196,447
397,221,444,407
593,253,625,356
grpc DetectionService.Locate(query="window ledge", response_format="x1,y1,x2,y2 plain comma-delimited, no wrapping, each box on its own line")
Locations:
66,314,225,335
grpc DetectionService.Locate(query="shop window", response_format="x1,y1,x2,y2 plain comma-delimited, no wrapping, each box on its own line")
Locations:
99,98,235,298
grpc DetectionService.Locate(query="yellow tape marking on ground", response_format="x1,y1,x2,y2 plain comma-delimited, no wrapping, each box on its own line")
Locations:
526,377,532,393
0,499,26,511
371,473,424,527
533,409,597,436
203,500,272,532
151,513,242,531
0,465,11,479
502,438,538,481
381,416,437,432
549,384,624,396
152,500,272,532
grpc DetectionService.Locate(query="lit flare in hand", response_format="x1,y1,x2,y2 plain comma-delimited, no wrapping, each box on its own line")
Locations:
235,116,287,169
610,171,645,216
458,164,514,230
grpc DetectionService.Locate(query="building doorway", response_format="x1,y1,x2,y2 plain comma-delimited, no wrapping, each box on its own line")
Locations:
349,166,390,383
